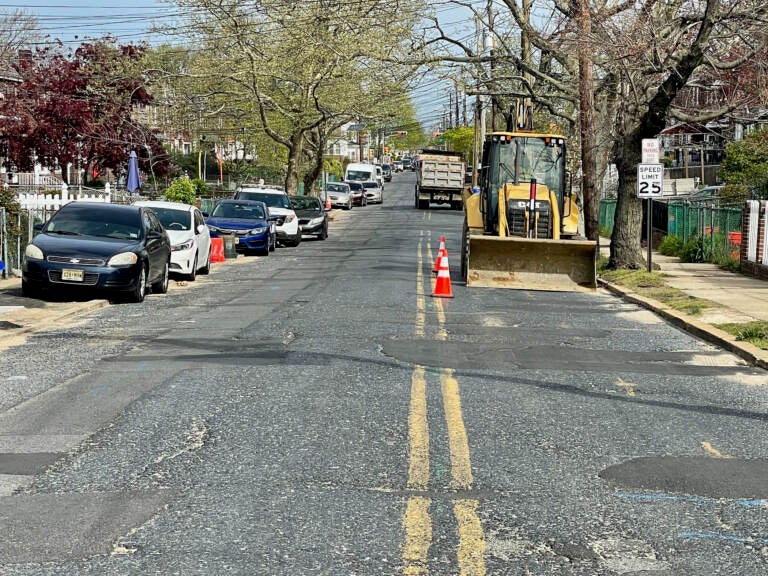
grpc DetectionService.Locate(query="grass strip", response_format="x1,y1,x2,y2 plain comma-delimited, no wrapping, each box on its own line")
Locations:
599,269,718,316
713,321,768,351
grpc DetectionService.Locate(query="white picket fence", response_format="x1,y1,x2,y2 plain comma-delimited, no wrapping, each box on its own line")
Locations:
16,183,112,210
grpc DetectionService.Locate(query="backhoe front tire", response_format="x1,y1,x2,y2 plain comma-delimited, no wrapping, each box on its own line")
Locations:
460,220,469,283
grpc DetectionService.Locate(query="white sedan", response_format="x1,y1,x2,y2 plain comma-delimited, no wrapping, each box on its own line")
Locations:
325,182,353,210
134,200,212,280
362,181,383,204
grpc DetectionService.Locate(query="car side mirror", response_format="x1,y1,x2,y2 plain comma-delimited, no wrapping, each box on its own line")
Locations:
197,224,207,234
33,222,44,233
147,230,164,240
268,215,279,222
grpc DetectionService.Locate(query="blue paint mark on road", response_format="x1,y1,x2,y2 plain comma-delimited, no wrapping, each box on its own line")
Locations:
678,531,768,545
613,491,768,508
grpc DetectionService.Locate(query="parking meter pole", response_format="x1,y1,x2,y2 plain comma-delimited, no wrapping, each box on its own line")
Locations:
647,198,652,273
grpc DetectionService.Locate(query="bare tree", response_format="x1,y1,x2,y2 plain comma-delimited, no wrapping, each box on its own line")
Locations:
0,10,41,63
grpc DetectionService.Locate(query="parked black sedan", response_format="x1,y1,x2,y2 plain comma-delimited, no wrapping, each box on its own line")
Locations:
290,195,328,240
22,202,172,303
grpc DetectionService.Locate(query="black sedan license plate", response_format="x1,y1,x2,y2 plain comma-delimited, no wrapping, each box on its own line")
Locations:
61,268,84,282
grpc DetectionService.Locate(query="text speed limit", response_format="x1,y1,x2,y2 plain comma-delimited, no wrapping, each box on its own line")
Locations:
637,163,664,198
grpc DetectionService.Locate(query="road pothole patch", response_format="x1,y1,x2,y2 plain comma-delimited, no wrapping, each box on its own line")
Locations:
600,456,768,499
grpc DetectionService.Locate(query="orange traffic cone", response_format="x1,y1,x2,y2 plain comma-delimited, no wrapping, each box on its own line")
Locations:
432,236,447,274
431,252,454,298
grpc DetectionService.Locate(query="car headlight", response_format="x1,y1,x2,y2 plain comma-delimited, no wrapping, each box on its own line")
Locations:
172,240,194,252
248,227,267,235
107,252,139,266
309,217,324,225
24,244,44,260
284,214,296,223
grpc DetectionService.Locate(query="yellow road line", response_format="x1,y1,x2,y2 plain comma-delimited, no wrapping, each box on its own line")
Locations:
440,368,474,490
416,240,426,338
454,499,486,576
426,239,448,341
701,441,732,458
408,365,430,490
402,497,432,575
615,377,635,397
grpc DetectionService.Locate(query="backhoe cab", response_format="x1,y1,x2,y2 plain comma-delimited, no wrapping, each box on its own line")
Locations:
461,129,598,292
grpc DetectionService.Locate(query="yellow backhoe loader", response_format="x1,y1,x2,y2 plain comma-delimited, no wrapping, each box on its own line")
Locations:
460,126,598,292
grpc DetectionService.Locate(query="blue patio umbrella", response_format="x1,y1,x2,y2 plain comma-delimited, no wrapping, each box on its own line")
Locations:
126,150,141,193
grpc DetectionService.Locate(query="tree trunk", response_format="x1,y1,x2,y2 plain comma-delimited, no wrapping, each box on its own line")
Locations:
609,140,646,269
576,0,598,242
302,130,325,196
284,133,304,195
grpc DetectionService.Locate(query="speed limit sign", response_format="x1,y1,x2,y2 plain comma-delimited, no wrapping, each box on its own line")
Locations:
637,163,663,198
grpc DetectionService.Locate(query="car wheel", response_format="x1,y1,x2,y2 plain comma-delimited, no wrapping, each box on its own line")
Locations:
152,260,170,294
269,234,276,251
199,250,211,275
257,245,269,256
21,280,42,299
126,265,147,303
318,224,327,240
188,256,198,281
344,201,351,210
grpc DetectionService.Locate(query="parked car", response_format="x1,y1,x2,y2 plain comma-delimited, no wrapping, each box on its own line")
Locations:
290,195,328,240
345,181,367,206
393,161,404,172
324,182,353,210
362,181,383,204
205,199,276,256
22,202,171,303
134,200,211,281
234,187,301,246
689,185,724,201
382,164,392,182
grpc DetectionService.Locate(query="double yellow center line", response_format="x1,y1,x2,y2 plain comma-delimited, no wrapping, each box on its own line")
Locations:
402,235,486,575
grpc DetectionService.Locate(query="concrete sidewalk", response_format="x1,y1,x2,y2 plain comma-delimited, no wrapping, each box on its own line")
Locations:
599,243,768,370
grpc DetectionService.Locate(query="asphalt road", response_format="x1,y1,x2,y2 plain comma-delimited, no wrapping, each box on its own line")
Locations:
0,173,766,575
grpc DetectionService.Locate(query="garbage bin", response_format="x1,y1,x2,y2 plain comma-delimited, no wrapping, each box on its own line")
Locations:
222,235,238,259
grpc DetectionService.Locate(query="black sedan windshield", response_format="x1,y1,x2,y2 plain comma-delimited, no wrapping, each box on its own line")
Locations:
45,207,142,239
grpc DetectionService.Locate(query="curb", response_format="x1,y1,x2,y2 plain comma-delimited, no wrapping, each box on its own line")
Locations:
599,279,768,371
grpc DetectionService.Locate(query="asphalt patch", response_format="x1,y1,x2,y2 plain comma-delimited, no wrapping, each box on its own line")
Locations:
0,453,61,475
600,456,768,499
382,338,760,376
0,490,172,563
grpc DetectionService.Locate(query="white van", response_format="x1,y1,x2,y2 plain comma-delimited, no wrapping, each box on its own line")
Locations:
345,163,377,184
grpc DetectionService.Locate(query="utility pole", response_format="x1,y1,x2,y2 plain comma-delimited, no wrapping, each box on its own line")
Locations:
472,17,484,188
455,84,460,128
575,0,599,241
487,0,496,132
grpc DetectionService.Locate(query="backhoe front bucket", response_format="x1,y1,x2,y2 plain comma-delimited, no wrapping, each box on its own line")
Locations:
466,235,598,292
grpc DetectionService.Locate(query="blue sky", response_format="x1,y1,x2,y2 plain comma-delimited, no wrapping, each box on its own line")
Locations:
6,0,464,129
3,1,177,46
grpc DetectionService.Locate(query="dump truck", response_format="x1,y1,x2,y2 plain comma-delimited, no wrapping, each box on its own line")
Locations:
460,129,598,292
414,150,465,210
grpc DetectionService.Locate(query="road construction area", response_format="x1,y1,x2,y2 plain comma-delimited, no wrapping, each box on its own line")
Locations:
0,171,766,575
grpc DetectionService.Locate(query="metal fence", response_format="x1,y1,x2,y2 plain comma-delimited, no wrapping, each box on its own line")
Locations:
599,197,744,260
